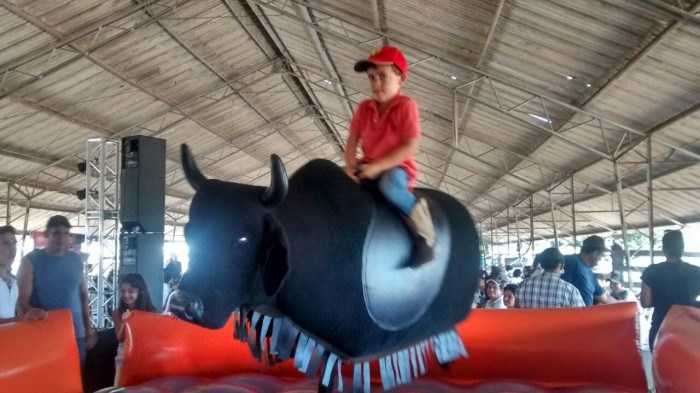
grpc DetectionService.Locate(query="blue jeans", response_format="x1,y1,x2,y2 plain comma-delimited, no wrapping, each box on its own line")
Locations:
361,167,417,215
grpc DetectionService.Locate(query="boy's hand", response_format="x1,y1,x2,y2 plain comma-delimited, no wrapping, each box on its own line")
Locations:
344,166,359,182
357,163,382,180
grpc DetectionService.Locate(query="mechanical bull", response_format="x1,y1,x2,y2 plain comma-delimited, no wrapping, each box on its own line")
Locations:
170,144,481,391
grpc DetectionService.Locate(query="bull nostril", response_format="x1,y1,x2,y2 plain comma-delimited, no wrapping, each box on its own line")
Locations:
168,290,204,322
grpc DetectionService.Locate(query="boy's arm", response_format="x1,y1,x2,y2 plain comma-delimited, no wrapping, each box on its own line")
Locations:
358,137,419,180
344,133,360,179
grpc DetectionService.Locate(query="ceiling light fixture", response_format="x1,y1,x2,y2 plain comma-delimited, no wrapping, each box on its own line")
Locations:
528,113,552,124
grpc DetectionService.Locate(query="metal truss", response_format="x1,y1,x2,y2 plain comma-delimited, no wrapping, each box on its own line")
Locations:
1,2,292,167
1,0,349,205
6,60,277,201
84,138,120,328
0,0,190,100
1,0,697,268
245,0,700,236
250,0,700,161
237,0,346,152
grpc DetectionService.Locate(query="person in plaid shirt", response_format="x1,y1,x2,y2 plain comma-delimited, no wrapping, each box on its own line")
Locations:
516,248,585,308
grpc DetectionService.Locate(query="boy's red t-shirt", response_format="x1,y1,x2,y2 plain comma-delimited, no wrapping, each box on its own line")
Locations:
349,91,420,190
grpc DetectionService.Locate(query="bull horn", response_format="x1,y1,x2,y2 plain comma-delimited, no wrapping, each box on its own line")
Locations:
261,154,288,207
181,144,207,191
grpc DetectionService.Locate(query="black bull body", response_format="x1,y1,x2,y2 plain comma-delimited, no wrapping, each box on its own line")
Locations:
173,144,480,367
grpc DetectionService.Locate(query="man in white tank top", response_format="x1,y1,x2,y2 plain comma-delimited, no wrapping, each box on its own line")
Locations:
0,225,46,324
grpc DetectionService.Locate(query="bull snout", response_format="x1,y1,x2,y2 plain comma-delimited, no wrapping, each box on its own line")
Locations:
167,290,204,323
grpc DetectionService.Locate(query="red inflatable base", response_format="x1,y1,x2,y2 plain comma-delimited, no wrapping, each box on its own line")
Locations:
652,305,700,393
115,373,640,393
0,310,81,393
120,303,647,392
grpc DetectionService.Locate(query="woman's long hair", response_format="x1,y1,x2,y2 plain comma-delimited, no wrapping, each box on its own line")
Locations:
117,273,157,314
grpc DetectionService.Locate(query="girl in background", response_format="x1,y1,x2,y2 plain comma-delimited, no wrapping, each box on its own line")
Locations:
503,283,519,309
112,273,156,385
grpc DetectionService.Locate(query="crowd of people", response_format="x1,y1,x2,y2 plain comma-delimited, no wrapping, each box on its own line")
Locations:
473,232,700,350
1,214,699,388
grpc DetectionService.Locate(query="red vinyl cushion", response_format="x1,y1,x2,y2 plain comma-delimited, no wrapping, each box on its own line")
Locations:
0,309,82,393
120,303,646,392
120,373,638,392
652,305,700,393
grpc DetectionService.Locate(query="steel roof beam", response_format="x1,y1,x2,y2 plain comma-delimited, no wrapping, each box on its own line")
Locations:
283,0,694,147
247,0,651,161
641,0,700,26
236,0,345,153
295,4,354,121
144,2,315,162
0,0,163,74
489,102,699,232
11,60,277,184
0,0,192,101
440,0,506,192
464,0,700,211
248,1,700,228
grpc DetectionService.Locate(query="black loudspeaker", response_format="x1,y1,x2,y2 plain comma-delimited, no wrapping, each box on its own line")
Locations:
119,233,164,312
120,136,166,233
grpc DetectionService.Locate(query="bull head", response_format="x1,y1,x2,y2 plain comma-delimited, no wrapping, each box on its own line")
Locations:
170,144,289,328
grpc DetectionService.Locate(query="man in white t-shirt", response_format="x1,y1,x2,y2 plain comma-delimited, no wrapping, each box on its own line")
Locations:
0,225,46,324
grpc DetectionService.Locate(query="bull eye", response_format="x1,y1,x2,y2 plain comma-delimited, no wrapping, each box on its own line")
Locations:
234,236,248,247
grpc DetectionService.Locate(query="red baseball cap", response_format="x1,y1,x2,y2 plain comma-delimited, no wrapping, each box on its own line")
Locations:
354,46,408,76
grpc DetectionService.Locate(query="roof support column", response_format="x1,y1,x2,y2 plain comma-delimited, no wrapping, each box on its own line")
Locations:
614,160,632,288
5,184,10,226
571,177,577,247
452,90,459,146
529,195,535,260
490,216,495,265
548,191,558,247
20,200,30,259
647,138,655,265
478,222,485,267
515,208,521,261
506,206,511,257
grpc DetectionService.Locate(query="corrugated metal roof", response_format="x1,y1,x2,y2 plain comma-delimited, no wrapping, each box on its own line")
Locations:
0,0,696,250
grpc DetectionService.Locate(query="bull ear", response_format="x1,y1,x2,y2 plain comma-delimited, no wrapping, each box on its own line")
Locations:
261,217,289,297
261,154,288,207
181,144,207,191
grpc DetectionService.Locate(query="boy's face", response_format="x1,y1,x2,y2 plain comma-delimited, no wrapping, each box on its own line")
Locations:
367,64,405,105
